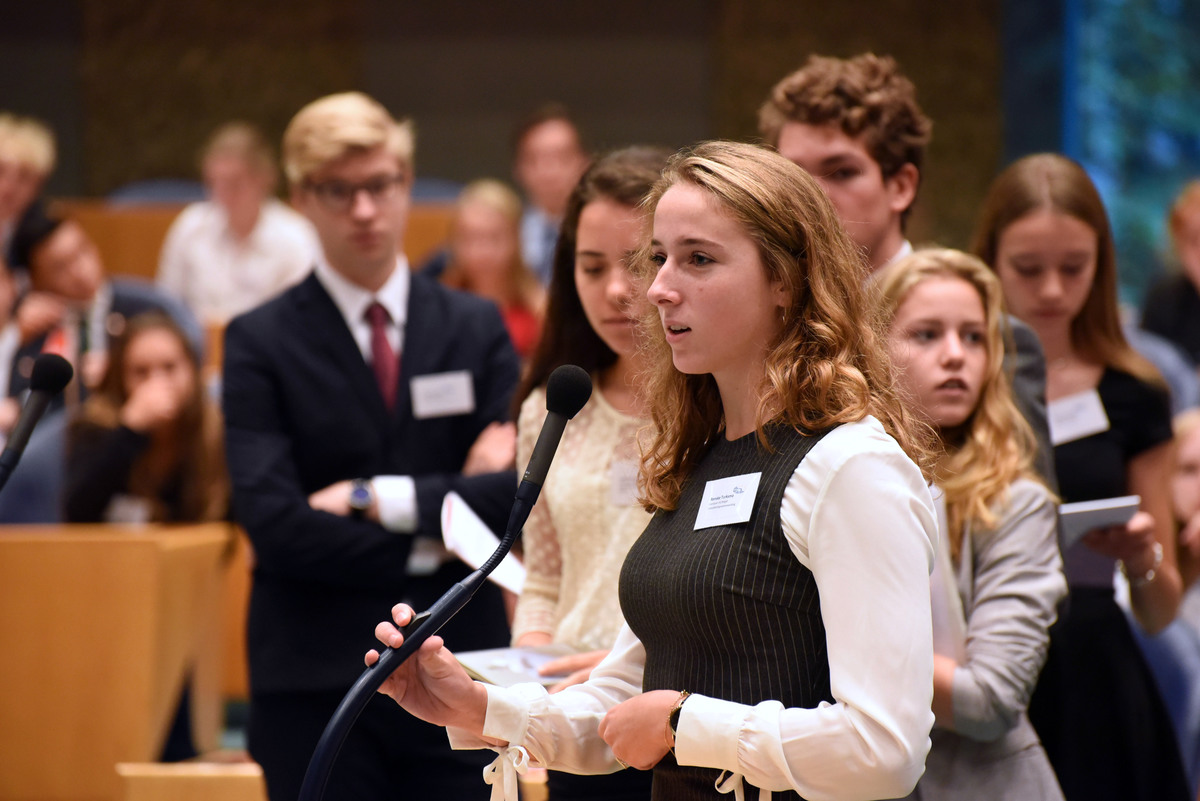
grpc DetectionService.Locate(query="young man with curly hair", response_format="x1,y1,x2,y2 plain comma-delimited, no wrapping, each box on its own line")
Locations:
759,53,932,273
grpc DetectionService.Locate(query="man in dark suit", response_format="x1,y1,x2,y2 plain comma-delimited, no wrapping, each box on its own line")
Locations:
222,92,519,801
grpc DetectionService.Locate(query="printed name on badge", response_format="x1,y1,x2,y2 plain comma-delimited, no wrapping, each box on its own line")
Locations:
1047,388,1109,446
694,472,762,530
411,371,475,419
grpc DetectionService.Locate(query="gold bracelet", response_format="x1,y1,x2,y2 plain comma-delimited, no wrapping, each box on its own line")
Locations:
1121,541,1164,588
666,690,691,754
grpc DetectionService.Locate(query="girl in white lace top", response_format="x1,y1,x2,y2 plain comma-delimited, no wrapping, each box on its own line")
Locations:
508,147,671,801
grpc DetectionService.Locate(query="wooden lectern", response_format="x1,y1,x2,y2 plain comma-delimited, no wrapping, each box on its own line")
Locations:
0,524,235,801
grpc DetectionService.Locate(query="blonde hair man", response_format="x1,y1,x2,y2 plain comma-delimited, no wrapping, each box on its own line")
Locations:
222,91,519,801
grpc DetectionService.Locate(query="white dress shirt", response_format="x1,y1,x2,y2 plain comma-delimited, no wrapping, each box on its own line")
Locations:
157,198,320,325
450,416,938,801
312,258,421,536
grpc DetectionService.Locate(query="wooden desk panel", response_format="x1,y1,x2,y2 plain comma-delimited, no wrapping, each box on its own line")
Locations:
0,524,234,801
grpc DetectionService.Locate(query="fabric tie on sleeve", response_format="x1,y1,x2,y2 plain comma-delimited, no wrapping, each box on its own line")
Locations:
482,745,530,801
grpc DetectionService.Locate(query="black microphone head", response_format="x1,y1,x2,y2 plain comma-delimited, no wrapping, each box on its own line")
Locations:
30,353,74,394
546,364,592,419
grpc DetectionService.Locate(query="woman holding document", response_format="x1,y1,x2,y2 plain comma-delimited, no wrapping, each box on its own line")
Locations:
877,248,1065,799
972,153,1188,801
508,146,669,801
365,141,938,801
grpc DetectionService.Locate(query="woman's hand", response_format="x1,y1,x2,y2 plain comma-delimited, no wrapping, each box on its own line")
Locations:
120,375,185,433
540,650,610,693
365,604,491,735
597,689,679,770
1082,511,1157,566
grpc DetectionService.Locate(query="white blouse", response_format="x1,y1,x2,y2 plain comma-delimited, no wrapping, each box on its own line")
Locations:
449,417,938,801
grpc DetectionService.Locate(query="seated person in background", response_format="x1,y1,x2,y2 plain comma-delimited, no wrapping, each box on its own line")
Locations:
157,121,319,327
1142,180,1200,367
63,311,228,524
440,179,545,360
877,248,1066,801
63,311,229,764
13,215,195,398
0,112,55,274
512,103,590,286
0,259,21,439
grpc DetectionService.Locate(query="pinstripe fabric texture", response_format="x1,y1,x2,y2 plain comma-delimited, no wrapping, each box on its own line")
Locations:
620,425,835,801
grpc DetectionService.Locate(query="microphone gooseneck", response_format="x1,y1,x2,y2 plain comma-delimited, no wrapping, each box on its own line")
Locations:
0,354,75,493
298,364,592,801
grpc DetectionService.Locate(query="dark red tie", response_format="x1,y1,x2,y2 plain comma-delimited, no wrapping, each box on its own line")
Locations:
365,301,398,411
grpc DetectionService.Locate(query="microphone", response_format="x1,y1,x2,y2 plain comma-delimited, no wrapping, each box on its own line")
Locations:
297,364,592,801
514,363,593,510
0,353,74,491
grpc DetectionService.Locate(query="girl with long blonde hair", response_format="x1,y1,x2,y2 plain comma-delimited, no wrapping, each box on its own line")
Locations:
877,248,1065,800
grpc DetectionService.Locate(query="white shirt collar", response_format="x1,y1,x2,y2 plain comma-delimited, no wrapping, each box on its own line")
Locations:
314,255,410,332
883,239,914,269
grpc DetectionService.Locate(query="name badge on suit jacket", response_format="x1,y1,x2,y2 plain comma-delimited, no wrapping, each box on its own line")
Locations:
411,370,475,419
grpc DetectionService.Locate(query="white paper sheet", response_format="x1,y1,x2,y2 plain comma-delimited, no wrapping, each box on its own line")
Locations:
440,491,525,594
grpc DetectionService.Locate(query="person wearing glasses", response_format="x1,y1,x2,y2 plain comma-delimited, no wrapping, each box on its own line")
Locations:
222,91,521,801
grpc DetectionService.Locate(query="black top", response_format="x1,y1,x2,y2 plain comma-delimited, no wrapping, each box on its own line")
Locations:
63,422,184,523
1141,273,1200,366
1054,368,1171,587
620,425,833,801
1054,368,1172,505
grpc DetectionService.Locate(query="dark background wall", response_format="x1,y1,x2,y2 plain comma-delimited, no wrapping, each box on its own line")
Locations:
1,0,1006,250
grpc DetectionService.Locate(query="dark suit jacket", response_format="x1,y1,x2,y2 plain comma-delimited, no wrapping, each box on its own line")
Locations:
222,270,520,694
1005,315,1057,493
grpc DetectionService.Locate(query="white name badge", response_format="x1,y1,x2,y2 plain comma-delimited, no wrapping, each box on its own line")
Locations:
1048,388,1110,446
411,370,475,419
609,459,640,507
694,472,762,530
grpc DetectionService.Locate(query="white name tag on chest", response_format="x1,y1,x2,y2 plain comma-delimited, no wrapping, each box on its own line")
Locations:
1048,388,1110,446
609,459,640,507
411,370,475,419
694,472,762,530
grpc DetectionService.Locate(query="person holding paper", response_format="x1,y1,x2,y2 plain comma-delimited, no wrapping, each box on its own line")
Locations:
367,141,938,801
506,146,669,801
222,92,520,801
877,248,1065,799
973,153,1188,801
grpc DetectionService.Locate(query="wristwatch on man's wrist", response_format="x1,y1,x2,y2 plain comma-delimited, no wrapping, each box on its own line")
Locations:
349,478,374,519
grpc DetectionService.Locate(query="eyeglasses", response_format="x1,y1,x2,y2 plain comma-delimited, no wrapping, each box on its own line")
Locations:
303,173,407,213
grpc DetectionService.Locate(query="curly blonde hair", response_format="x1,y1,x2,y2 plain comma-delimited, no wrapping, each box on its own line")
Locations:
633,140,933,511
876,248,1046,560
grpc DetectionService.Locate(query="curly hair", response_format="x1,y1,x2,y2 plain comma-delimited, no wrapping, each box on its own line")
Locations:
758,53,931,184
971,153,1163,388
632,140,934,511
875,248,1047,560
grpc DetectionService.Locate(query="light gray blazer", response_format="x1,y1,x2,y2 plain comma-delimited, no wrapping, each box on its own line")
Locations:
905,478,1068,801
